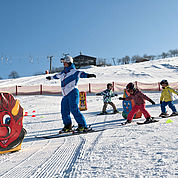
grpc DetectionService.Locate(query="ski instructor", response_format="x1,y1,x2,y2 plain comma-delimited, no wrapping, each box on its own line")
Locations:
46,55,96,132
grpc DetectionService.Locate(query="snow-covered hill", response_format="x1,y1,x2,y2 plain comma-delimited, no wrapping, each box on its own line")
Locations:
0,57,178,177
0,57,177,87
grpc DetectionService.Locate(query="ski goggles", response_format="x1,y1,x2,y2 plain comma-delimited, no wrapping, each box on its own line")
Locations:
60,58,65,63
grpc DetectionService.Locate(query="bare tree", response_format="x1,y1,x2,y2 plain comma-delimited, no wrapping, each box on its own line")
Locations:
97,58,107,66
122,56,130,64
143,54,156,61
169,49,178,57
8,71,19,79
117,58,122,65
161,52,169,59
143,54,150,61
148,55,156,60
115,48,177,66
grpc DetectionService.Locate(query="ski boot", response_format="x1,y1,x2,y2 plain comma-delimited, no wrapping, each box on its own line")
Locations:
102,111,108,114
76,124,89,133
159,112,168,117
170,112,178,116
144,117,152,124
122,120,132,125
113,110,119,114
59,124,72,134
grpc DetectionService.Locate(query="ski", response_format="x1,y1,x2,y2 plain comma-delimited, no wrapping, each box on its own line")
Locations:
160,114,178,118
120,121,137,126
152,114,178,119
137,119,159,125
97,112,118,116
35,128,106,139
121,117,159,125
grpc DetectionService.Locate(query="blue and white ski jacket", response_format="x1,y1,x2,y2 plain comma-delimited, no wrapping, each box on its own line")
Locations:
52,63,89,96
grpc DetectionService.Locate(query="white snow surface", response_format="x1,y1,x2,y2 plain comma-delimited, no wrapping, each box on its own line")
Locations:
0,57,178,178
0,57,177,87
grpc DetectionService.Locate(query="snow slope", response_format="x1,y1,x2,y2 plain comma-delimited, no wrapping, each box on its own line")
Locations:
0,57,177,87
0,57,178,178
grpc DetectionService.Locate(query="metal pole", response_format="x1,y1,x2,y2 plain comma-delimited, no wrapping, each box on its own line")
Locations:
47,56,53,74
112,58,116,66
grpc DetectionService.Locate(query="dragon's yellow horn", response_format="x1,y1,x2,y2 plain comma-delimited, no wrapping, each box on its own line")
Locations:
12,100,20,116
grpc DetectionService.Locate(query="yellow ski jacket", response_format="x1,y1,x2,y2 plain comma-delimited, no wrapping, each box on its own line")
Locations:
160,86,178,102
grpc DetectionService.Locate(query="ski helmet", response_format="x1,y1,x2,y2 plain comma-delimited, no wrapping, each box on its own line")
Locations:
126,82,135,91
60,55,73,63
160,79,168,85
107,83,113,89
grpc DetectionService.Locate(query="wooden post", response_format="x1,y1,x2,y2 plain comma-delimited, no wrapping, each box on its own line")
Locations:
89,83,91,93
158,82,161,91
16,85,18,95
112,81,115,92
40,85,43,95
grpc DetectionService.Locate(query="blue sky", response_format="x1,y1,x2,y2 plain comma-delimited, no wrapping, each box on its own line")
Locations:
0,0,178,79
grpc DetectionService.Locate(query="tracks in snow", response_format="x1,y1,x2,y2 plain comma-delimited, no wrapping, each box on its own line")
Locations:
0,139,55,178
30,136,86,178
0,107,118,178
31,115,107,177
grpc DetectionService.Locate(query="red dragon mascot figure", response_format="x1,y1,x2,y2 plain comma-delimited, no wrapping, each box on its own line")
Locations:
0,92,26,154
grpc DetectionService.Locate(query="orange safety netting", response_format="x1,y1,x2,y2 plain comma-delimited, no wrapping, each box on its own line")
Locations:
0,82,178,95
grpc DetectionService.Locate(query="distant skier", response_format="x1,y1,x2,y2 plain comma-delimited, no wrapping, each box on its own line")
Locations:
46,55,96,132
159,79,178,117
96,83,119,114
119,82,155,124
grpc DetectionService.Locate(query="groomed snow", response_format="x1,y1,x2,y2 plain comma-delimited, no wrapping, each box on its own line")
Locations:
0,57,178,177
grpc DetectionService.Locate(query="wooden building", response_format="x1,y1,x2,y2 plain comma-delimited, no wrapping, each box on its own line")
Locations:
135,58,149,63
73,53,97,69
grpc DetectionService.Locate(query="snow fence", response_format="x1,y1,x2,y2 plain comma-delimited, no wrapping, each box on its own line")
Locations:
0,81,178,95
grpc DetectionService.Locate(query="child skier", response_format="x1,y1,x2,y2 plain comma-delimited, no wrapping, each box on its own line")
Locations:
46,55,96,132
159,79,178,117
96,83,119,114
119,82,155,124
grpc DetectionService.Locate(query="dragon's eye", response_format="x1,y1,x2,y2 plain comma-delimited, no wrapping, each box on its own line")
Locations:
3,115,11,125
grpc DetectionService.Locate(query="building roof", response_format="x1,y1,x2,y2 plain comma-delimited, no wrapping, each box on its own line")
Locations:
73,54,96,60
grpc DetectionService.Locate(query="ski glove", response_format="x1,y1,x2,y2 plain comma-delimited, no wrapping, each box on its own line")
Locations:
149,99,155,105
46,76,51,80
87,74,96,78
119,97,125,100
96,93,101,96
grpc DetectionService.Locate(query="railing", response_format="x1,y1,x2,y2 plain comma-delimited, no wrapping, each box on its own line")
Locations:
0,81,178,95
